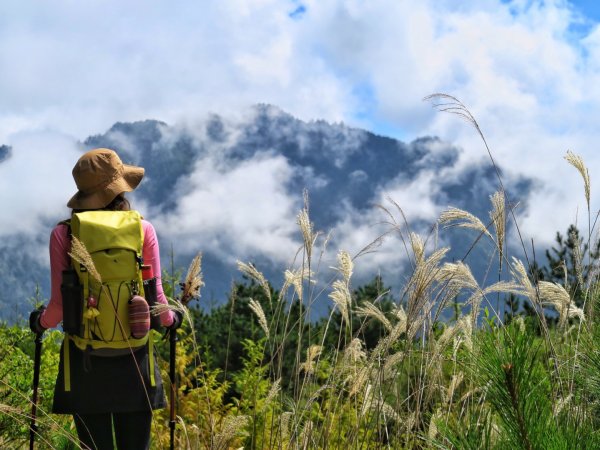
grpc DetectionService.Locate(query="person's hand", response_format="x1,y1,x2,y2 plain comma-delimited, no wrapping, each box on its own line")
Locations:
29,306,47,335
168,309,184,331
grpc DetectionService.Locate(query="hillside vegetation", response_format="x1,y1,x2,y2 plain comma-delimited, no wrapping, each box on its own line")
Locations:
2,98,599,449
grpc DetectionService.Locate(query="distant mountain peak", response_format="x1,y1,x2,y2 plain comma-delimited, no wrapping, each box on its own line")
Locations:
0,106,534,321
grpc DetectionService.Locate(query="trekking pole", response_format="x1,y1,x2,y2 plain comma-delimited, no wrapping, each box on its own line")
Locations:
29,332,43,450
169,326,177,450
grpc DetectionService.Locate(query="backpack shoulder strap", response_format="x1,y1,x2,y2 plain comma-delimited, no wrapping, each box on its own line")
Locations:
58,219,72,239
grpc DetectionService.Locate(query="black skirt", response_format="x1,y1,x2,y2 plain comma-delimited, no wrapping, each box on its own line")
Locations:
52,338,167,414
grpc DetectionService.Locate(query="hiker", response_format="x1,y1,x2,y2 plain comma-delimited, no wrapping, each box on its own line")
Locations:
29,148,182,450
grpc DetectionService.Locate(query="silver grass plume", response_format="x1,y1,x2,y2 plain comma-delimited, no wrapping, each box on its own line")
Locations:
69,236,102,283
453,316,473,354
151,299,188,322
444,371,464,405
430,318,472,378
297,192,318,262
439,261,519,326
248,298,270,338
336,249,354,281
382,351,405,382
428,409,443,440
279,411,293,441
410,232,426,262
509,257,584,324
342,340,369,396
404,412,417,434
392,304,408,325
299,420,315,450
439,262,478,291
466,280,521,327
510,257,537,301
359,384,373,418
538,281,585,326
405,240,449,327
553,394,573,417
329,251,354,324
355,301,392,332
343,338,367,365
490,190,506,264
180,252,204,306
281,266,314,302
586,258,600,291
212,415,250,450
439,207,493,242
565,150,590,211
349,367,371,397
373,305,408,357
260,378,281,413
569,228,585,290
435,322,461,354
237,261,271,304
360,386,401,423
299,345,322,375
330,280,351,324
514,315,526,333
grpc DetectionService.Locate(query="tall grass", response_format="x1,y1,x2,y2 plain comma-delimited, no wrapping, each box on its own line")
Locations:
3,95,600,448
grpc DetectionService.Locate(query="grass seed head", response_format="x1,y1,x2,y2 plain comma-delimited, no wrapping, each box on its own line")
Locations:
69,236,102,283
212,415,250,450
355,301,392,332
237,261,271,304
248,298,270,338
439,207,493,241
490,190,506,259
565,150,590,209
180,252,204,306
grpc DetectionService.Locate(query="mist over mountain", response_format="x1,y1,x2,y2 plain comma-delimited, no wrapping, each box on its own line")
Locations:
0,105,533,321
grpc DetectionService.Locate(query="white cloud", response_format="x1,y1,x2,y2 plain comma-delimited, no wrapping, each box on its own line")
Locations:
3,0,600,275
0,132,79,237
153,151,302,264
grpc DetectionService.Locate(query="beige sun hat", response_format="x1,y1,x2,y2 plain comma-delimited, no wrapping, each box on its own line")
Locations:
67,148,145,210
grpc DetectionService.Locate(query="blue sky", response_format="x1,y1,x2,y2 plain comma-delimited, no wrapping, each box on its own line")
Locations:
571,0,600,21
2,0,600,273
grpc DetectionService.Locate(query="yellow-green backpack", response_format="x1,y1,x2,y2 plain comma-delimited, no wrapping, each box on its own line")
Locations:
66,210,148,352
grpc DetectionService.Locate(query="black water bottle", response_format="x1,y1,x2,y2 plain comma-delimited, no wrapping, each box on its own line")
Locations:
142,265,162,330
61,267,83,335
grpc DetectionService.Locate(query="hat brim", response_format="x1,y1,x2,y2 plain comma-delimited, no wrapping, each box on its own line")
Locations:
67,164,144,210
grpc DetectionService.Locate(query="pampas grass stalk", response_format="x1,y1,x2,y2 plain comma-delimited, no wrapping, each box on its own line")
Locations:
248,298,270,339
238,261,272,306
180,252,204,306
565,150,591,213
490,191,506,267
439,207,494,242
69,236,102,283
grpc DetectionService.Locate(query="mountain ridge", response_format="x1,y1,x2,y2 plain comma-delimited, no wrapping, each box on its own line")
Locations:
0,105,533,321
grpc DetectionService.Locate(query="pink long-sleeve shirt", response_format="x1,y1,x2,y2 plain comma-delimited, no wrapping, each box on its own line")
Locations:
40,219,175,329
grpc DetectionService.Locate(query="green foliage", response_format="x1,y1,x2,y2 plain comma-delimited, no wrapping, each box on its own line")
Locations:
434,322,600,449
0,325,74,449
7,213,600,450
194,278,313,395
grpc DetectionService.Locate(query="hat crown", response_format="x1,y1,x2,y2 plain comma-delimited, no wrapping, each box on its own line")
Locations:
73,149,123,193
67,148,144,210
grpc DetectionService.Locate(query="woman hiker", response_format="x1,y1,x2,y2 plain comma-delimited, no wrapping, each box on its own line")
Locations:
29,148,182,450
